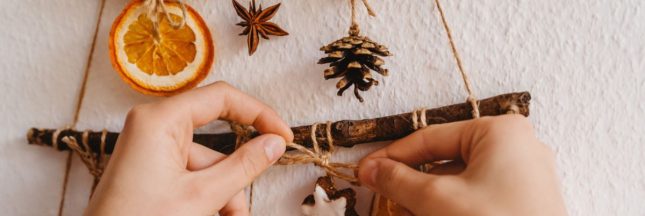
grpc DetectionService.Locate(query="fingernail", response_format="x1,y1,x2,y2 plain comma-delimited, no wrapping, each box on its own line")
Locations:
264,136,286,162
360,160,379,187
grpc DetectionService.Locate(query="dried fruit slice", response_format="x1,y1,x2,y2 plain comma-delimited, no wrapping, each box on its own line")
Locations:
109,1,214,96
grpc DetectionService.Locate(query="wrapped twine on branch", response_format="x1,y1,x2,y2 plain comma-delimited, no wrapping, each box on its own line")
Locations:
61,130,110,192
232,121,360,183
278,122,359,183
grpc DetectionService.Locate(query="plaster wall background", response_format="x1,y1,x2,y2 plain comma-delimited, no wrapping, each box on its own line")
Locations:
1,0,644,215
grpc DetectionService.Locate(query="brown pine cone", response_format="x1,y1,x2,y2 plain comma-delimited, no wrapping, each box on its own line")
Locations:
318,25,392,102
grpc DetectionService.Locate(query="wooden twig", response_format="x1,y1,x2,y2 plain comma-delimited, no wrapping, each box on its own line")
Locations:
27,92,531,155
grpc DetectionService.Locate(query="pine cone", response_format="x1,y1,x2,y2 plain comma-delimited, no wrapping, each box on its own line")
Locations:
318,25,392,102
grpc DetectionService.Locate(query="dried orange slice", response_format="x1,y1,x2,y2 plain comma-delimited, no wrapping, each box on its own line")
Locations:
109,1,214,96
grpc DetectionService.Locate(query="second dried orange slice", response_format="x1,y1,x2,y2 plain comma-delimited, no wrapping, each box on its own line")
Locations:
109,1,214,96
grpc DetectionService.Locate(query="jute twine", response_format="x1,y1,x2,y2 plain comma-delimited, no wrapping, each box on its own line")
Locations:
57,0,108,215
279,122,360,184
411,108,429,130
434,0,481,118
348,0,376,36
143,0,187,32
230,122,359,184
61,130,110,193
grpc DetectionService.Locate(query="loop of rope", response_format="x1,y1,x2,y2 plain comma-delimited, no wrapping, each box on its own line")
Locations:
348,0,376,36
144,0,187,32
434,0,481,118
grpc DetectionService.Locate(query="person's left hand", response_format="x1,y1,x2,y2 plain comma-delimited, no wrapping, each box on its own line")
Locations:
85,82,294,216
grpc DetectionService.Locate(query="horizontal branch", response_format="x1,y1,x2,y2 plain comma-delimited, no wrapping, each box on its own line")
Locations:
27,92,531,155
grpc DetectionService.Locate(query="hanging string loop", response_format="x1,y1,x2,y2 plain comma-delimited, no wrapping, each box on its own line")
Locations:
348,0,376,36
143,0,188,33
434,0,481,118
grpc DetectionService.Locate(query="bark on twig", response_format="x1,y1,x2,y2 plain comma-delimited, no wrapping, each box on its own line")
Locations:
27,92,531,155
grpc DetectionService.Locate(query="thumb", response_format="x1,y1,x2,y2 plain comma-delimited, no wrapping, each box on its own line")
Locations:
358,158,454,212
196,134,286,204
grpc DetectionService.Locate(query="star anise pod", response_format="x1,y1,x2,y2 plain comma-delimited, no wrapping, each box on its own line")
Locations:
232,0,289,55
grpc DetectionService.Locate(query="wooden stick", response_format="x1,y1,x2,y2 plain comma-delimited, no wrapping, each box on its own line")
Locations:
27,92,531,155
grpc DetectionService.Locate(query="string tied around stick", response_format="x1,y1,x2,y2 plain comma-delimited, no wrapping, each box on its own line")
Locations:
279,122,359,184
61,130,110,195
230,121,359,184
434,0,481,118
411,108,428,130
230,122,252,150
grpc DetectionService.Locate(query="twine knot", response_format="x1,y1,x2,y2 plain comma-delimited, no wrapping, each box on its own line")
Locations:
319,154,331,167
230,121,359,184
143,0,187,32
466,95,480,118
230,122,252,149
348,0,376,36
61,130,109,179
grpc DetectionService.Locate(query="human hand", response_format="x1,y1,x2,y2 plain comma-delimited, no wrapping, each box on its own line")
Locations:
358,115,567,216
86,82,294,216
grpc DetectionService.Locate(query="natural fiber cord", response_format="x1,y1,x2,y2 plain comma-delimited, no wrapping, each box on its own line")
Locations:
435,0,481,118
57,0,107,215
143,0,187,30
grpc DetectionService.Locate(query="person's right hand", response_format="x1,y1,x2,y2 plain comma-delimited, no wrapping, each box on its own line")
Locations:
358,115,567,216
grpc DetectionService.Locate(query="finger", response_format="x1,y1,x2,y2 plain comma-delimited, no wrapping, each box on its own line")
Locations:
219,191,248,216
358,158,460,212
188,143,250,215
194,134,285,202
364,115,532,166
166,81,293,141
187,143,227,171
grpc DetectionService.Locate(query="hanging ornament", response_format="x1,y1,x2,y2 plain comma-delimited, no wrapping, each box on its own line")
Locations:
318,0,391,102
301,176,359,216
109,0,215,96
232,0,289,55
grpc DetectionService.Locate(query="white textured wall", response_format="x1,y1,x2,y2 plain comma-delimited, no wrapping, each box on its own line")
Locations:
1,0,644,215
